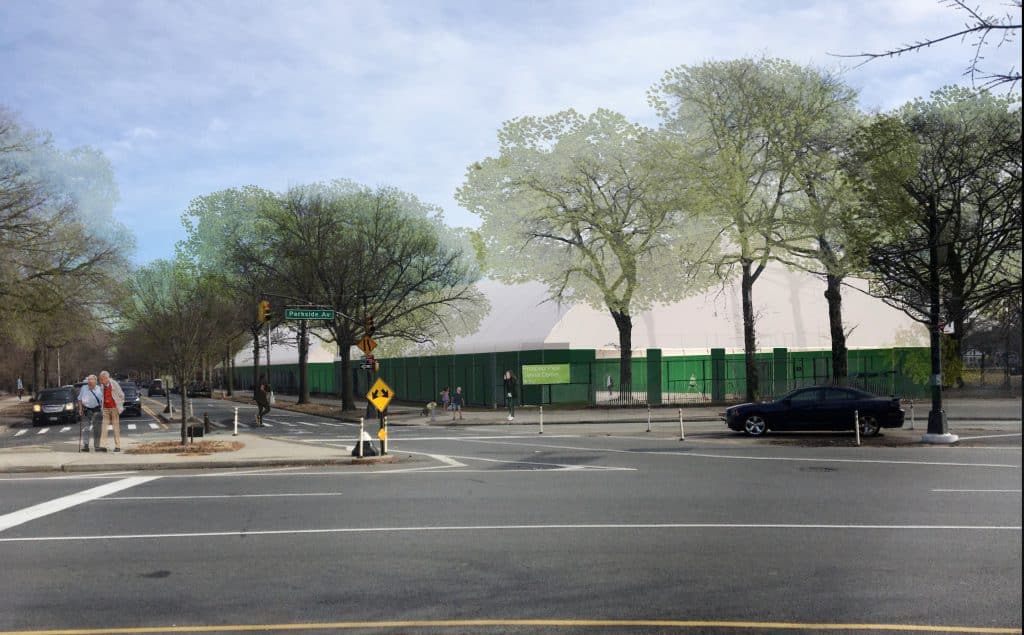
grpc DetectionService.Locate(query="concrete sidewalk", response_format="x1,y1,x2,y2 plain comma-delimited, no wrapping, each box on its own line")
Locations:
0,426,390,474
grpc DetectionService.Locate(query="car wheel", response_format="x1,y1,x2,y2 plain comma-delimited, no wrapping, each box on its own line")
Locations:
859,414,881,437
744,415,767,437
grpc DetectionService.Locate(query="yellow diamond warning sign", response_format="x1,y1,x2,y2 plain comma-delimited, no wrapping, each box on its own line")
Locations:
357,336,377,355
366,377,395,413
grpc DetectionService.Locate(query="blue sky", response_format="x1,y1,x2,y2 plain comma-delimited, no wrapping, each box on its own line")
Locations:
2,0,1020,264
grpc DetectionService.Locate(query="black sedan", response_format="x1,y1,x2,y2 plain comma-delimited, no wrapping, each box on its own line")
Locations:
722,386,904,437
120,381,143,417
31,387,81,426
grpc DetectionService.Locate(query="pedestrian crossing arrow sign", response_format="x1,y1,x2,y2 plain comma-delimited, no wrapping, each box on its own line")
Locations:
367,377,395,412
357,336,377,355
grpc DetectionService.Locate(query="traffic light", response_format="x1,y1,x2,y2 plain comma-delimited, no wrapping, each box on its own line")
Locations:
257,299,271,324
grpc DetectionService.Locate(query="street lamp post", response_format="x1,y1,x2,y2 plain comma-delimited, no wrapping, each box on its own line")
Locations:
923,210,958,444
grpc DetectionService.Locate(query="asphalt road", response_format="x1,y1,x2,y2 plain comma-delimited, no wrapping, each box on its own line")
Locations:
0,419,1020,634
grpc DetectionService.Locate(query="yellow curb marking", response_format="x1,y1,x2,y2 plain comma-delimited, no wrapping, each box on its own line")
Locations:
0,620,1019,634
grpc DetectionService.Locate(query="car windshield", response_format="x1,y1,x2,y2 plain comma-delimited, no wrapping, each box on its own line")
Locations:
122,382,137,391
38,389,73,402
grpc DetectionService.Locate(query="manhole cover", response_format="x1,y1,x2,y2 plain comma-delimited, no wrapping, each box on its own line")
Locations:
799,466,836,472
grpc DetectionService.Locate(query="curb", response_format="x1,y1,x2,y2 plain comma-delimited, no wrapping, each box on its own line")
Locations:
0,455,400,474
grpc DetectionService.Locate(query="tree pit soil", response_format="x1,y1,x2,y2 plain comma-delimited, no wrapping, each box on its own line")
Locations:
127,440,244,456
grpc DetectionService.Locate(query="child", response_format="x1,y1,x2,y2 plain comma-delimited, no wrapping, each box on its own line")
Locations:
440,386,450,412
451,386,464,421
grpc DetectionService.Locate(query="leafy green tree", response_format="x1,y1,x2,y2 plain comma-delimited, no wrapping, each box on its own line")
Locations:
265,181,486,410
858,87,1022,386
122,259,226,443
180,187,283,391
650,58,852,400
457,109,703,398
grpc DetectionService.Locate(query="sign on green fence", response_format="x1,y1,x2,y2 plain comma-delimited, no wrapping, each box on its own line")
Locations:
522,364,571,385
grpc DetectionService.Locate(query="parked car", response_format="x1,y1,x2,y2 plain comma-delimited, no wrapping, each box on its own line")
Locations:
148,379,166,397
722,386,904,437
120,381,143,417
188,381,212,398
31,387,80,426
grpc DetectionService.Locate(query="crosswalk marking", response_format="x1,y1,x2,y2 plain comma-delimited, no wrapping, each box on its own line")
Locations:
37,427,49,434
60,426,71,432
128,424,137,430
14,430,26,437
149,423,159,429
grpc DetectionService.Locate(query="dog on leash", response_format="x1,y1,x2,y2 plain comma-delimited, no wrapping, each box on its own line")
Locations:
421,401,437,417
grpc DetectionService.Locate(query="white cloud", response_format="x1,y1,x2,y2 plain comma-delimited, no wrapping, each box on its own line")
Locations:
1,0,1019,262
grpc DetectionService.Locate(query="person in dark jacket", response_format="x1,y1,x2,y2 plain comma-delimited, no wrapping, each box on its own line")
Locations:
502,370,518,422
254,376,271,427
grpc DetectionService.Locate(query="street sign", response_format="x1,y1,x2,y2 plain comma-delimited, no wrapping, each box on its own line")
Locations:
284,308,335,320
366,377,395,412
357,336,377,354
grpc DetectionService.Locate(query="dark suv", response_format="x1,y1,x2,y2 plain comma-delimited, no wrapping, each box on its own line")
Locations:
32,387,80,426
120,381,143,417
148,379,166,397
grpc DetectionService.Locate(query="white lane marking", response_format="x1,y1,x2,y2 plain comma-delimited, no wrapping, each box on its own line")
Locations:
2,522,1018,543
0,476,160,533
127,424,137,430
400,451,467,468
148,423,159,430
317,421,346,427
60,426,71,432
454,438,1022,469
297,434,580,443
13,430,26,437
36,427,49,435
102,492,345,501
932,489,1022,493
957,433,1023,441
297,422,320,427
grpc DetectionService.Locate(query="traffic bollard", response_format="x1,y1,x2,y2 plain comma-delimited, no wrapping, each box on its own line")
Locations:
539,406,544,435
855,410,861,447
381,416,388,455
359,417,365,458
647,406,652,433
909,400,915,430
233,407,238,436
679,408,685,441
188,399,194,420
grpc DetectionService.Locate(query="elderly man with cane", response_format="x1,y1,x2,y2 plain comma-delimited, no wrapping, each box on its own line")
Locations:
76,375,103,452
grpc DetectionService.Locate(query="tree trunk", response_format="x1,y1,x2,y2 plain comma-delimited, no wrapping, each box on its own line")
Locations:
42,346,50,389
32,346,42,395
610,310,632,400
340,342,355,411
251,329,261,391
178,371,188,445
225,345,234,397
824,272,848,385
741,261,759,402
297,321,310,404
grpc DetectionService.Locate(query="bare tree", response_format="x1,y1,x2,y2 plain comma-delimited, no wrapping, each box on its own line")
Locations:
834,0,1022,90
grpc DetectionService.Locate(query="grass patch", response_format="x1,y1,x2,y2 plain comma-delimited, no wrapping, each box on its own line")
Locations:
127,440,244,455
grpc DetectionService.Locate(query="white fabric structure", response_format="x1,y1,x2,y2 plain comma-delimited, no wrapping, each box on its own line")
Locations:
233,265,927,365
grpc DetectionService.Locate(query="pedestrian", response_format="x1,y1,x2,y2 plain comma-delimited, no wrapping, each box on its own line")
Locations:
76,374,103,452
254,376,271,427
451,386,464,421
16,377,24,401
440,386,450,412
606,374,614,396
503,370,518,422
97,371,125,452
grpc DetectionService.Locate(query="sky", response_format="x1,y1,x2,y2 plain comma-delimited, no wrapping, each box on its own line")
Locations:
1,0,1020,265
